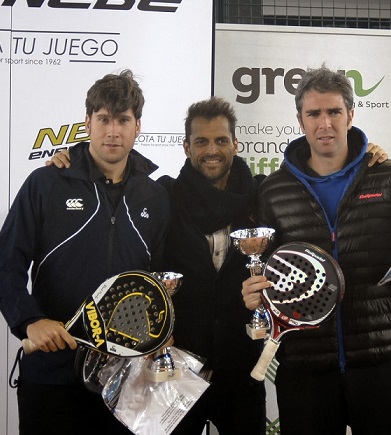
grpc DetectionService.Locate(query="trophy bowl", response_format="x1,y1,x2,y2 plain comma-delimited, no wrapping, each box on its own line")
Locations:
231,227,275,340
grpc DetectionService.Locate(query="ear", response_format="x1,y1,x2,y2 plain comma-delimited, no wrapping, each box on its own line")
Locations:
233,138,238,154
135,119,141,137
347,109,354,130
85,115,91,135
297,113,305,132
183,140,190,157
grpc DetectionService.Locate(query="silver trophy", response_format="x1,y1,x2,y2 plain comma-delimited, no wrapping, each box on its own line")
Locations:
230,227,275,340
144,271,183,382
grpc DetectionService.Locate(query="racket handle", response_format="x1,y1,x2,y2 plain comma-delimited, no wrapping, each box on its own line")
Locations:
22,338,38,355
250,339,280,381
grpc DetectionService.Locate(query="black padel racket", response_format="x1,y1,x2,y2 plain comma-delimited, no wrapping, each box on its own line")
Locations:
74,346,126,394
22,270,174,357
250,242,344,381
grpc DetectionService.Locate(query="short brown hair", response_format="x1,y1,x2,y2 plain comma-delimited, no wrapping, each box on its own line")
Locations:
85,69,144,119
185,96,237,143
295,65,354,118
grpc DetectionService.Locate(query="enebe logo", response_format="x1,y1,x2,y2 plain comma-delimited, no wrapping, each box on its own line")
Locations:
232,67,385,104
1,0,182,10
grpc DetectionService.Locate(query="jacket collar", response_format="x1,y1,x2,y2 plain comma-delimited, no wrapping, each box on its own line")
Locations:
284,126,368,180
63,141,159,181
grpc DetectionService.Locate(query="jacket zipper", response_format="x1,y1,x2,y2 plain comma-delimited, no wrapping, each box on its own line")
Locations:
331,160,370,374
107,215,115,273
332,230,346,373
289,175,347,373
285,154,371,375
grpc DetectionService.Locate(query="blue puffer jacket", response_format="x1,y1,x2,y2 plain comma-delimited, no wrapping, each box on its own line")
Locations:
0,142,170,384
257,127,391,371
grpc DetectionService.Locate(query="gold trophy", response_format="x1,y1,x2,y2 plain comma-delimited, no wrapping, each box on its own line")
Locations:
144,271,183,382
230,227,275,340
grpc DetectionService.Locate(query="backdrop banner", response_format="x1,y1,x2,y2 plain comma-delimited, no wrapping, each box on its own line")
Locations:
215,24,391,177
215,23,391,435
0,2,213,433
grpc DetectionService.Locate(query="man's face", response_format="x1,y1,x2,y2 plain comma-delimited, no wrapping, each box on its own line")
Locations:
183,116,238,190
297,90,354,159
86,108,140,168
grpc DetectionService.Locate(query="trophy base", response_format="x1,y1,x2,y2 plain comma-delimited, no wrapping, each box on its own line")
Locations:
144,367,182,383
246,323,269,340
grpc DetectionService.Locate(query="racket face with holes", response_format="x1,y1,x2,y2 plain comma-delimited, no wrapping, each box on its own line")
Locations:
70,271,174,357
262,242,345,328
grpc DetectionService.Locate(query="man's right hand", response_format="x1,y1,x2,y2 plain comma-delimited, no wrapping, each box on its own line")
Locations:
26,318,77,352
45,149,71,168
242,275,272,310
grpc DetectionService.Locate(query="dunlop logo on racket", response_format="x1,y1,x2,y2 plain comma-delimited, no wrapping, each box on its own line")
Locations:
265,246,342,325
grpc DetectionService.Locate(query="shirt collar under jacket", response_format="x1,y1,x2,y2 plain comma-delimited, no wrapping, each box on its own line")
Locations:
84,145,130,185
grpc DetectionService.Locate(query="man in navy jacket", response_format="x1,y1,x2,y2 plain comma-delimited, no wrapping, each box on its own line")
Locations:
0,70,170,435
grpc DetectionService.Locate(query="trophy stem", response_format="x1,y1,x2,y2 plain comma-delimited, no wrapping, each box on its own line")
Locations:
246,258,270,338
144,346,182,382
144,272,183,383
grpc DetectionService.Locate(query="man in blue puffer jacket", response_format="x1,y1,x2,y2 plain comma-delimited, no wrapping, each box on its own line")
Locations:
242,65,391,435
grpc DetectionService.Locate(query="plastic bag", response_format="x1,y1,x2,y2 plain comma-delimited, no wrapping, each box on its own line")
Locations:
101,346,210,434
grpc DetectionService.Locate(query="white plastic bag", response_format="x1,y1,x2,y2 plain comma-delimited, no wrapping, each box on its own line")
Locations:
101,347,210,434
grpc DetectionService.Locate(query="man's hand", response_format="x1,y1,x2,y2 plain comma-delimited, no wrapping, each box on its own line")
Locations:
241,275,272,311
367,143,388,167
45,149,71,168
26,318,77,352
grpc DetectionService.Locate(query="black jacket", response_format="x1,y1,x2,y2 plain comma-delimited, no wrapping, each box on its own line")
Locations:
0,142,170,384
158,166,266,387
258,129,391,371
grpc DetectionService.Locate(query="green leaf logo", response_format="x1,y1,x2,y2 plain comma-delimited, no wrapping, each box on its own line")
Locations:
346,70,384,97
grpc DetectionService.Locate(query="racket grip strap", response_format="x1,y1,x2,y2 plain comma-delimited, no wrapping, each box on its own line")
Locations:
250,339,280,381
22,338,38,355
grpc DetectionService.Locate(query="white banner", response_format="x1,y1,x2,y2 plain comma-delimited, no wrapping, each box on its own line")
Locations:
215,24,391,177
2,0,213,200
215,23,391,435
1,2,213,434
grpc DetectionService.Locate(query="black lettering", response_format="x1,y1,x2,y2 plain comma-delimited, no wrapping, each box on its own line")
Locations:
138,0,181,12
284,68,305,95
2,0,45,6
2,0,182,10
48,0,90,8
29,147,69,160
232,67,260,104
94,0,134,10
262,67,284,94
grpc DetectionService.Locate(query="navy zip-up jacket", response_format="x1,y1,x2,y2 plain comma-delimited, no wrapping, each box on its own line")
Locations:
257,127,391,371
0,142,170,384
